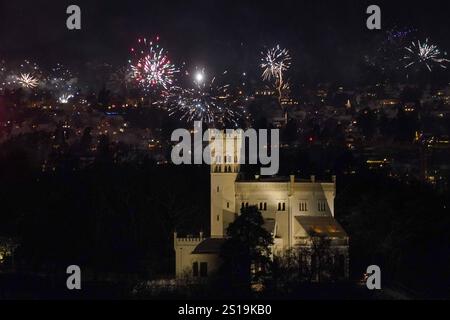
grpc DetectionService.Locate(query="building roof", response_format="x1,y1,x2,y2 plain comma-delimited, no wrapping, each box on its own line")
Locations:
237,176,290,183
236,175,334,184
295,216,348,238
192,238,227,254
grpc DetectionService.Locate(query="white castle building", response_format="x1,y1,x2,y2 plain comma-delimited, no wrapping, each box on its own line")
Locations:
174,131,349,279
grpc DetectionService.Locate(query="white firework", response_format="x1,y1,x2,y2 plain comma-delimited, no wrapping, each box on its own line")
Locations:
404,39,449,72
168,71,244,127
261,45,292,109
17,73,39,89
261,45,291,81
58,93,74,104
47,63,76,92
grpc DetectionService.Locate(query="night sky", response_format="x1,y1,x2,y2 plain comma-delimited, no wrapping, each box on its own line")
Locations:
1,0,449,84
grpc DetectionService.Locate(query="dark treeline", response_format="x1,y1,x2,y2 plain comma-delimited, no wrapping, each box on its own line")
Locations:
336,174,450,297
0,131,449,298
0,153,210,279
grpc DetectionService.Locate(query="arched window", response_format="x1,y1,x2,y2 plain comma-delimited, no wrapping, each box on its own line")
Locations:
299,201,308,212
318,200,326,212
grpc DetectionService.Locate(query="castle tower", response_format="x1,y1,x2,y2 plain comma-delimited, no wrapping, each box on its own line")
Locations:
210,130,242,237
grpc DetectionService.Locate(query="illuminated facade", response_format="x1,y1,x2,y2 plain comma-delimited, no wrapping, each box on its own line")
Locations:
174,132,349,279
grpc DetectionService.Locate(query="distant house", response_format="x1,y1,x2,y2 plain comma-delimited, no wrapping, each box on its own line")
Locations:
0,237,18,268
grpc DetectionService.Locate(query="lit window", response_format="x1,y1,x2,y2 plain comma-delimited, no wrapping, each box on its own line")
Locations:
318,201,326,212
299,201,308,212
259,202,267,211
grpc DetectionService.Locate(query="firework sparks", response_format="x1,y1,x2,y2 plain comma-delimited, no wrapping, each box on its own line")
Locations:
261,45,291,82
0,60,7,91
168,70,245,127
17,73,39,89
46,63,77,92
109,66,134,93
404,39,449,72
58,93,74,104
365,27,416,75
129,37,179,91
5,60,43,89
386,26,416,44
194,69,205,84
261,45,291,109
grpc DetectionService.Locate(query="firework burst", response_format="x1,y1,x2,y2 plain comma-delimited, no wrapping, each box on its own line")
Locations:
46,63,77,92
261,45,291,82
58,93,74,104
17,73,39,89
404,39,449,72
108,66,134,93
168,70,245,127
6,60,43,89
261,45,291,108
129,37,179,91
364,26,416,77
386,26,416,44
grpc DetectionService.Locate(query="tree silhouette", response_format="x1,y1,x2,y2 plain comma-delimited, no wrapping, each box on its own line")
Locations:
220,206,273,290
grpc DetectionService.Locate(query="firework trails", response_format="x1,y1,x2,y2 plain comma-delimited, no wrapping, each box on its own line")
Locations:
261,45,291,107
261,45,291,81
168,70,245,127
46,63,76,91
17,73,39,89
129,37,179,91
404,39,449,72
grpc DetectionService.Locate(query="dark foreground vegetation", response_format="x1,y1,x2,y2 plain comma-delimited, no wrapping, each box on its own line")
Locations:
0,139,449,299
